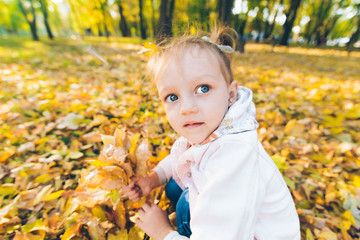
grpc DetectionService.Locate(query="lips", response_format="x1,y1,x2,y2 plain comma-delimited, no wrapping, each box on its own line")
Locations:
183,122,204,128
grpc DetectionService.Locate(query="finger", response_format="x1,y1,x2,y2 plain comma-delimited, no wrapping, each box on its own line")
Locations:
128,192,142,201
126,185,141,195
130,196,141,202
128,186,141,194
141,203,150,211
135,217,144,229
127,181,136,189
122,185,130,193
128,193,140,202
137,208,145,219
123,183,137,194
123,188,137,198
150,202,158,208
130,176,137,183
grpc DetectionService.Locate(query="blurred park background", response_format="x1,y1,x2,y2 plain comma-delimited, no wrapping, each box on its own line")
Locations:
0,0,360,240
1,0,360,51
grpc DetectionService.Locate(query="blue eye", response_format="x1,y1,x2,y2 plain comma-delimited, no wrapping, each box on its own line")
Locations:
196,85,210,94
165,94,178,102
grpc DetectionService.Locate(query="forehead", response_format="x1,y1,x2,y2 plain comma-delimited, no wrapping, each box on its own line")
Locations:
158,46,222,81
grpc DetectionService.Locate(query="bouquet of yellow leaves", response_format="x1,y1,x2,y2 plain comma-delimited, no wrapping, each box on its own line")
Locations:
60,128,153,240
80,128,151,191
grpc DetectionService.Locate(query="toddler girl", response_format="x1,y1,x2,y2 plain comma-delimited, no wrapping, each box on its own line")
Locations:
123,27,300,240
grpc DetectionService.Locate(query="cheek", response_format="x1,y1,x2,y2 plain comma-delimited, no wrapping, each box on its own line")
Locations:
205,97,229,122
164,107,179,126
202,94,228,112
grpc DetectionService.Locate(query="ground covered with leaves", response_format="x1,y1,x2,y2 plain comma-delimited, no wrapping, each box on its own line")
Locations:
0,37,359,240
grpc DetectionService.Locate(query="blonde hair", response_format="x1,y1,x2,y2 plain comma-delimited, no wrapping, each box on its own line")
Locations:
146,26,238,85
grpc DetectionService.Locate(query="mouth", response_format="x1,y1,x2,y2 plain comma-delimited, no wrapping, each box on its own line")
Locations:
183,122,205,128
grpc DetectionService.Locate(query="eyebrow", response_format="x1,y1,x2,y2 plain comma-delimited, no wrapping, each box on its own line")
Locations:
157,85,176,98
157,73,219,96
189,74,217,82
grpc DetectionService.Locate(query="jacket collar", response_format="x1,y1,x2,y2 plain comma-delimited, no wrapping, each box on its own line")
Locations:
200,86,259,145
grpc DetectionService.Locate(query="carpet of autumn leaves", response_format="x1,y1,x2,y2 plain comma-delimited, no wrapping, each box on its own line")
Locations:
0,36,359,240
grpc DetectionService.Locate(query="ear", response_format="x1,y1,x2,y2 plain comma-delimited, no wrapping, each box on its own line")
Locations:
228,81,238,106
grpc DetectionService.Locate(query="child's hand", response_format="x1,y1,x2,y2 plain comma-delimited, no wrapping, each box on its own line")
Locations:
136,203,174,240
123,176,152,202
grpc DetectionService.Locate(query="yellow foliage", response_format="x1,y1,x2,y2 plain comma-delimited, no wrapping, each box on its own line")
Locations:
1,40,359,239
43,190,65,201
352,175,360,188
61,222,81,240
114,200,127,229
108,229,128,240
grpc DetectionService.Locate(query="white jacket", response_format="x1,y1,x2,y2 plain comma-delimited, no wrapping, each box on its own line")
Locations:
153,87,300,240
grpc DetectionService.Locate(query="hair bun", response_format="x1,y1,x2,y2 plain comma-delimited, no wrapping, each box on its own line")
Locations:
210,26,238,50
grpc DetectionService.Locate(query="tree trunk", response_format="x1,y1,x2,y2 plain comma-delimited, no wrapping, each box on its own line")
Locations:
303,1,316,44
218,0,223,23
199,0,210,31
39,0,54,40
347,16,360,55
151,0,157,36
236,11,249,53
256,24,262,42
218,0,233,26
43,17,54,39
169,0,175,23
104,22,110,38
139,0,147,39
314,0,329,46
117,0,131,37
315,29,322,46
322,16,339,45
264,0,281,39
304,20,313,44
263,0,271,39
29,21,39,41
98,23,103,36
100,0,110,38
280,0,302,46
18,0,39,41
157,0,168,42
157,0,175,43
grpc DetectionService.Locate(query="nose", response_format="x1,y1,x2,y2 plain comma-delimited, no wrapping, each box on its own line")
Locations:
180,97,198,115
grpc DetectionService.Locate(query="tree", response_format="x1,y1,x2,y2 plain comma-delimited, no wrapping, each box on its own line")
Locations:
252,3,266,42
263,0,283,39
139,0,147,39
347,3,360,55
234,12,248,53
116,0,131,36
67,0,85,35
38,0,54,39
151,0,157,36
157,0,176,43
233,0,259,53
314,0,332,45
18,0,39,41
305,0,348,46
303,0,317,44
98,0,111,38
280,0,302,45
218,0,234,26
0,1,25,34
188,0,212,31
321,6,343,46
